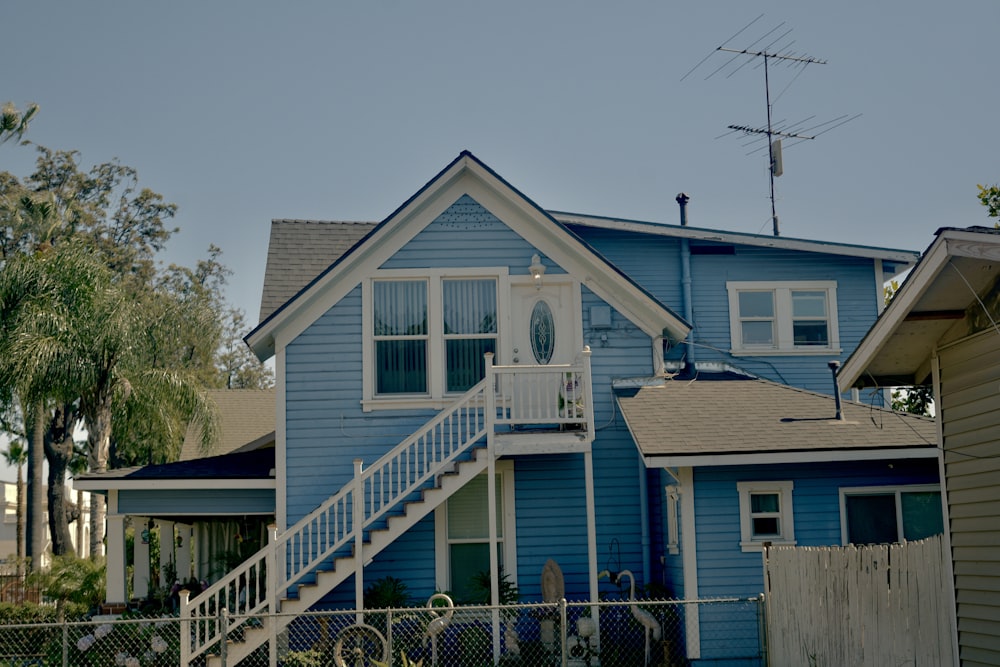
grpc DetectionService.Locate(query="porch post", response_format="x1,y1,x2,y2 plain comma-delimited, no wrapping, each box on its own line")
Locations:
485,352,501,662
267,524,279,667
156,520,175,588
105,491,127,604
353,458,365,624
581,347,595,435
133,517,151,599
584,450,599,628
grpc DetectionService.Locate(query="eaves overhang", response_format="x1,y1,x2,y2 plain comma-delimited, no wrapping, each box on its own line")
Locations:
840,227,1000,389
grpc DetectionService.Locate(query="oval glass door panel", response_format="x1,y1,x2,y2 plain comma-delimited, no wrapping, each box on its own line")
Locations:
530,300,555,364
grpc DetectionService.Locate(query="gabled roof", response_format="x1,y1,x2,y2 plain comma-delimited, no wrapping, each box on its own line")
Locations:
246,151,692,360
553,211,921,269
180,389,275,461
840,226,1000,388
616,375,937,468
259,221,377,323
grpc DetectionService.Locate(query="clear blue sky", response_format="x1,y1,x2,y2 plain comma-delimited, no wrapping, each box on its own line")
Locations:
1,1,997,345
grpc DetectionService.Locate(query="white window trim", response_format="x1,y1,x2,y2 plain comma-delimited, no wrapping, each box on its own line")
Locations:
839,484,941,545
362,267,510,411
737,480,796,552
726,281,840,356
434,460,517,594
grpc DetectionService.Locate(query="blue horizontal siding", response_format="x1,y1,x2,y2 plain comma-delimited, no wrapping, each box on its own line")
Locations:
689,458,941,600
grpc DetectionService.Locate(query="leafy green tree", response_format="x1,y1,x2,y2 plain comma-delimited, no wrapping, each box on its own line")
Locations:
978,184,1000,220
0,102,38,146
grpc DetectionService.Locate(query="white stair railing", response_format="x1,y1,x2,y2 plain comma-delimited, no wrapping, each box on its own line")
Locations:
181,378,489,665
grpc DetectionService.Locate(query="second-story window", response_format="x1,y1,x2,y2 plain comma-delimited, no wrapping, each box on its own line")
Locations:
727,281,840,355
443,279,498,392
366,271,502,407
373,280,429,394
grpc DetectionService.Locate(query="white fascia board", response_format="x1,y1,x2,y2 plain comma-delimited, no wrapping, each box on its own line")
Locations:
250,155,690,360
553,213,921,265
643,446,938,469
249,157,473,359
461,169,690,342
838,236,953,388
72,479,276,492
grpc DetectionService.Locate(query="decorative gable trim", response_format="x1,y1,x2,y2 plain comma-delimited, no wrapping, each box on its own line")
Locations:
247,152,690,361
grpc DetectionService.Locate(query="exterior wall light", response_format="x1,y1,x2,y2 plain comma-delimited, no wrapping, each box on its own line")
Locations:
529,254,546,289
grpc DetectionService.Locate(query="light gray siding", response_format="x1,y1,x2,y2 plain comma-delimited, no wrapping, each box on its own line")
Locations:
939,330,1000,667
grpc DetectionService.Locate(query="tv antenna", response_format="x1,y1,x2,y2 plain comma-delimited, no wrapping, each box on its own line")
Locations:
683,16,860,236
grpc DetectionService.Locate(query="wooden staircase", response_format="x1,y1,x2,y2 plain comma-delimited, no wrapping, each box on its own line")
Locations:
180,350,595,666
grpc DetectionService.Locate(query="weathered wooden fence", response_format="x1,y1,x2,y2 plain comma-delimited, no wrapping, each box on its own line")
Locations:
763,536,955,666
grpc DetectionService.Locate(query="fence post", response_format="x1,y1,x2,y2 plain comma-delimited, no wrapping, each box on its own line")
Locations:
219,606,228,667
267,524,278,667
179,589,191,667
62,619,68,667
758,592,768,666
353,458,365,626
560,598,568,667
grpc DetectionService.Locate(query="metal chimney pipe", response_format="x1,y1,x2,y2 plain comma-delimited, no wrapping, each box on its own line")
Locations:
675,193,690,226
828,360,844,421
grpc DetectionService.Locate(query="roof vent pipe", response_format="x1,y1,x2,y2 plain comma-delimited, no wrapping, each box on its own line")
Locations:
675,193,690,226
828,360,844,421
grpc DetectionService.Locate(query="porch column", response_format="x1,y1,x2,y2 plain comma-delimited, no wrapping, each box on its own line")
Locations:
105,491,127,604
133,517,151,599
156,520,175,588
584,450,599,606
175,524,193,582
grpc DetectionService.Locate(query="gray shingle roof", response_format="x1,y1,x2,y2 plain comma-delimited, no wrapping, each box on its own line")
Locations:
180,389,275,461
259,219,377,323
616,376,936,459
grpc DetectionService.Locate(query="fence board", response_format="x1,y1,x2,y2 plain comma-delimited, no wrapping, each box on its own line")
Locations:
764,536,954,666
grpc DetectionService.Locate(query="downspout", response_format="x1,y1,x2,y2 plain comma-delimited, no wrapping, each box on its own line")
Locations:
639,458,651,586
677,193,695,375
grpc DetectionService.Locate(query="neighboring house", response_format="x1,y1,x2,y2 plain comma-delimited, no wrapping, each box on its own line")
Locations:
840,226,1000,667
78,152,943,665
0,480,91,565
75,389,275,598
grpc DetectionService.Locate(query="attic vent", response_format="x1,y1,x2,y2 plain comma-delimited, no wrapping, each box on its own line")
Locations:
690,244,736,255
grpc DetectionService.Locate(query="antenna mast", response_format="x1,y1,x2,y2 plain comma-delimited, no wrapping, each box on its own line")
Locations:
684,17,860,237
720,46,826,237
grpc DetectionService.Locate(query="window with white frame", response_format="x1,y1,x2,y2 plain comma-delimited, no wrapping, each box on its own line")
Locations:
365,271,501,408
737,481,795,551
840,485,943,545
435,462,516,602
727,281,839,354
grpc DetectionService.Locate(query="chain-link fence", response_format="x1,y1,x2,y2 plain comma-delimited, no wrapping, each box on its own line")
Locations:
0,597,763,666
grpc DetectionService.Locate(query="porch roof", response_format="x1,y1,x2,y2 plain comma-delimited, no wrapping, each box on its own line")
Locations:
73,448,276,491
615,376,938,468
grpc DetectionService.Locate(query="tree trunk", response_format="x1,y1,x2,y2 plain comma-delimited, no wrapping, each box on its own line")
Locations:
88,404,113,558
15,464,25,573
26,401,46,573
43,404,77,557
76,488,86,558
44,440,74,557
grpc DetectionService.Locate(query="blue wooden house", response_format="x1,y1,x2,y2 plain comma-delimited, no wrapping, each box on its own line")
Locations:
78,151,942,665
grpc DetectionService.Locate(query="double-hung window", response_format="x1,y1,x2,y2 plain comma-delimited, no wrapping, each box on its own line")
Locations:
727,281,839,354
435,462,516,602
365,271,501,408
737,481,795,551
840,485,943,545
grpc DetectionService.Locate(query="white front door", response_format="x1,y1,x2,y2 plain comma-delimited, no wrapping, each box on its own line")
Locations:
510,280,581,367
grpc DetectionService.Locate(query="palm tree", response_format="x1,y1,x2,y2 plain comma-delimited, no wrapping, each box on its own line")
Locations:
2,439,27,569
0,241,218,556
